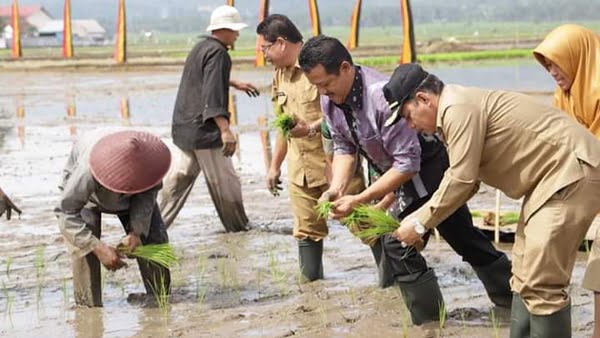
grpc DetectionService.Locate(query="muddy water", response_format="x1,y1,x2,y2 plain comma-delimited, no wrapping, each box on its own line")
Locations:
0,64,594,337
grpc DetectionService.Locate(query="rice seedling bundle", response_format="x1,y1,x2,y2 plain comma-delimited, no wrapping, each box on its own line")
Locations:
315,202,399,239
272,108,296,138
117,243,178,269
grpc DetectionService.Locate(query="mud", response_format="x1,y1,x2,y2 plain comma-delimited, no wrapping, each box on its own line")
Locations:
0,68,594,337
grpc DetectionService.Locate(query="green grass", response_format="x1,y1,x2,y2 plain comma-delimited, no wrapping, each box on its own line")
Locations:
117,243,178,269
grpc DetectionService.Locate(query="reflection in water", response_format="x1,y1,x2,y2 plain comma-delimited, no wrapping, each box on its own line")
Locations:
74,307,104,338
120,98,131,127
257,115,272,174
16,105,25,148
66,94,77,139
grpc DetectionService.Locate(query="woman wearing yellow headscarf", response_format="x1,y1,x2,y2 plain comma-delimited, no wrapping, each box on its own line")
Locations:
534,24,600,337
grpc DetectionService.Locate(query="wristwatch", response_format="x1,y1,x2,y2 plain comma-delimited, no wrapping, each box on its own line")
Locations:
411,218,426,235
307,125,317,137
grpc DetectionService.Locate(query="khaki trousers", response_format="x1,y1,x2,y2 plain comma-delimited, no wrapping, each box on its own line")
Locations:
289,178,329,241
583,226,600,291
511,163,600,315
158,148,248,232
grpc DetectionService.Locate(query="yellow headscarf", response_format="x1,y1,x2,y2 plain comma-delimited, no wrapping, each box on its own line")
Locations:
533,24,600,136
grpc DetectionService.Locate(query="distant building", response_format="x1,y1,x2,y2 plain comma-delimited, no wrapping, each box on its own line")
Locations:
0,5,53,35
38,19,107,43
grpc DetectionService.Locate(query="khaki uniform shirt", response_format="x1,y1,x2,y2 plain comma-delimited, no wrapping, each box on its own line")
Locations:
272,62,327,188
413,85,600,229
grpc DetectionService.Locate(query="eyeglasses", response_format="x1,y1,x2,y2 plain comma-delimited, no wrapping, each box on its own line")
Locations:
260,42,274,53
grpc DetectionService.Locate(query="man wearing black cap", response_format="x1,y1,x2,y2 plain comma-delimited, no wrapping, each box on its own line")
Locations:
298,35,512,328
387,63,600,337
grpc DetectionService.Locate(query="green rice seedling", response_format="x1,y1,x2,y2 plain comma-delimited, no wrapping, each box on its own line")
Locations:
400,304,409,338
256,270,262,301
5,256,12,278
502,211,520,225
470,210,483,218
2,282,9,313
460,308,467,336
217,257,228,288
585,239,591,256
272,112,295,138
62,277,69,305
117,243,178,269
196,255,208,304
318,304,328,328
34,246,45,280
490,309,500,338
315,201,334,220
101,266,107,290
118,280,125,297
438,301,447,336
353,205,400,239
149,272,170,313
349,288,356,306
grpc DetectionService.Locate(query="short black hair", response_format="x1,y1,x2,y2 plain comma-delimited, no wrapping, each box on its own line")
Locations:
408,74,445,101
256,14,303,44
299,35,353,75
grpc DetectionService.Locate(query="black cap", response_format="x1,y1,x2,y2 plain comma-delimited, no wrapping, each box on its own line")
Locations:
383,63,429,126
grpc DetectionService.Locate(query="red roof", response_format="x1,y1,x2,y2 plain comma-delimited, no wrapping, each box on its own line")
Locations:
0,5,46,18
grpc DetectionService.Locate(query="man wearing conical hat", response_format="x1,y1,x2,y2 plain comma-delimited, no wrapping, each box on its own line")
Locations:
55,129,172,307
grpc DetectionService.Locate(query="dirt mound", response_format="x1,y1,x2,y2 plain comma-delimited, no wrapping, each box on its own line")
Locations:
422,39,477,53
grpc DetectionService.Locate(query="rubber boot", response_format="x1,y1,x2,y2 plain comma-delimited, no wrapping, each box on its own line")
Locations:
298,239,324,282
370,237,395,288
472,253,513,308
531,304,571,338
397,268,445,325
510,293,531,338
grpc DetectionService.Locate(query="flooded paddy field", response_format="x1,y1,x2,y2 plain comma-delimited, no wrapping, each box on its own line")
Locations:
0,63,594,337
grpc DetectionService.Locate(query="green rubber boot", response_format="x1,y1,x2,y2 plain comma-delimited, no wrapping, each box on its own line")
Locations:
298,239,324,282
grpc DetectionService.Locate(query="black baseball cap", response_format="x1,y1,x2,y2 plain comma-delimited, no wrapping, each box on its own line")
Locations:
383,63,429,126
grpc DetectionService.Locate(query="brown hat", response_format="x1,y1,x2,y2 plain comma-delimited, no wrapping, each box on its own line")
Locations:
89,130,171,194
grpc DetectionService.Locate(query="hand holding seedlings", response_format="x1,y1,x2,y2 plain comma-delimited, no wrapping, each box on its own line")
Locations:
121,233,142,252
93,242,127,271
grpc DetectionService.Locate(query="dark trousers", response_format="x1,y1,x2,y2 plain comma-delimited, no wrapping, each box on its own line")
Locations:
372,196,502,287
72,203,171,306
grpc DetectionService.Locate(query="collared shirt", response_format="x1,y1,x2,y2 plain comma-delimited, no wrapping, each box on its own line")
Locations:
172,36,231,150
322,65,427,204
411,84,600,229
272,60,327,188
56,130,160,257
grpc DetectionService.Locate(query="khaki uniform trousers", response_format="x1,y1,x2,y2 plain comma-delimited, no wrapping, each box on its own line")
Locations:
511,162,600,315
158,147,248,232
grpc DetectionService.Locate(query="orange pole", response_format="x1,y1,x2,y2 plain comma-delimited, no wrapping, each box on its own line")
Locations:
63,0,73,58
307,0,321,36
114,0,127,63
258,115,272,173
255,0,269,67
347,0,362,50
11,0,22,58
400,0,416,64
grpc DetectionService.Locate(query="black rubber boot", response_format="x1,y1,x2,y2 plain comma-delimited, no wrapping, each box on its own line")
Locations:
472,253,513,308
531,304,571,338
298,239,324,282
369,237,395,288
510,293,531,338
397,268,445,325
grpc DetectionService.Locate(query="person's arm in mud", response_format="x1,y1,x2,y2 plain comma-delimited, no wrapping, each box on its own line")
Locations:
267,133,288,196
0,186,21,220
59,165,125,271
229,80,260,97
